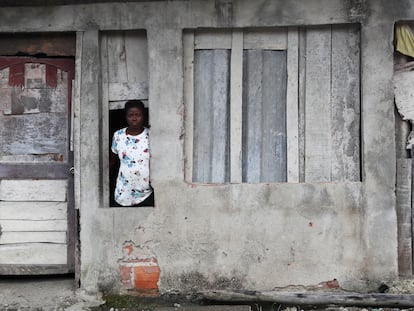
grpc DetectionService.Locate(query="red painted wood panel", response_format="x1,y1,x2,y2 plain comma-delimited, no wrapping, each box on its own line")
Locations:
46,65,58,88
9,63,25,87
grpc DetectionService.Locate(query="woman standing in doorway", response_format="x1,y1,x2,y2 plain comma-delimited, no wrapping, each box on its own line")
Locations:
110,100,154,207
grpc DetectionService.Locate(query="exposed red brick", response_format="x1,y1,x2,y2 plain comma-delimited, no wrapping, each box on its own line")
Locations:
133,265,160,290
119,265,132,289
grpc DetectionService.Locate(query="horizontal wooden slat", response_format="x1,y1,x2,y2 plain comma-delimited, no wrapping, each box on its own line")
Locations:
0,202,67,220
243,29,287,50
109,99,148,111
0,231,66,244
108,82,148,101
0,163,70,179
0,179,67,201
0,243,67,265
0,264,71,275
194,30,232,49
0,220,67,232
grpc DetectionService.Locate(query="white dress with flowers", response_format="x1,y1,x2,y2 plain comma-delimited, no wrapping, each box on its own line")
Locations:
111,127,152,206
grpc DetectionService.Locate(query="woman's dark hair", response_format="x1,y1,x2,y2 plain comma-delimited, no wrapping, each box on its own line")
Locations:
125,100,145,114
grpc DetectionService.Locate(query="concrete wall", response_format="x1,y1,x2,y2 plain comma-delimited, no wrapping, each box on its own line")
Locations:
0,0,410,294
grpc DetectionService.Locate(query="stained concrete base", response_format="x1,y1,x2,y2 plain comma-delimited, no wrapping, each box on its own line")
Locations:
0,276,101,310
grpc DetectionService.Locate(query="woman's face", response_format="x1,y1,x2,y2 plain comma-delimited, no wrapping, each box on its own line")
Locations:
126,107,144,129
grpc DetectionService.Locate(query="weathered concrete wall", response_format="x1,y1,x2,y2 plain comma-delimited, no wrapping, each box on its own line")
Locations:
0,0,410,294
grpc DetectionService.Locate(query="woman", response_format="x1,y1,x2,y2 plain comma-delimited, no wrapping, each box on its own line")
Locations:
110,100,154,207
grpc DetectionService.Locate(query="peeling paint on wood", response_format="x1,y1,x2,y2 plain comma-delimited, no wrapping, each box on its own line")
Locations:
0,179,67,201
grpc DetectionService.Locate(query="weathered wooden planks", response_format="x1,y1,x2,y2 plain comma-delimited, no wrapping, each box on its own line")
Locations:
193,49,230,183
0,179,67,201
304,27,332,182
330,25,360,181
108,82,148,101
194,30,232,49
230,30,243,183
396,159,413,276
0,113,67,158
0,232,66,244
0,243,67,265
0,220,67,231
243,28,287,50
186,26,360,184
0,201,67,220
242,50,287,183
303,25,360,182
103,30,148,103
286,27,299,182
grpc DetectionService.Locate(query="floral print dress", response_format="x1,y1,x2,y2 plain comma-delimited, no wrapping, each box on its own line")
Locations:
111,127,152,206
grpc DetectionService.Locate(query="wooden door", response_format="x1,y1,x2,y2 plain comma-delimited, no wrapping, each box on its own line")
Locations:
0,57,75,275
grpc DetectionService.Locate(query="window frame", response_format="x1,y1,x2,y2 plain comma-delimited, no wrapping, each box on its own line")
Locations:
183,28,300,184
100,29,151,208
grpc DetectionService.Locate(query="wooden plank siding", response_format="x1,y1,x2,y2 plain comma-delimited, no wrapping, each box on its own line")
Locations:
192,49,231,183
0,244,67,265
185,25,360,184
330,25,361,181
104,30,148,103
303,25,360,182
0,181,68,265
0,179,67,201
242,49,287,183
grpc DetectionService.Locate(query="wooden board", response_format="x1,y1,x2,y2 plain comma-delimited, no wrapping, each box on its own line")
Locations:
194,30,232,49
0,179,67,201
397,159,412,276
0,243,67,265
0,232,66,244
303,25,360,182
304,27,332,182
0,113,67,158
242,50,287,183
330,25,360,181
0,219,67,231
104,30,148,101
0,201,67,220
193,49,230,183
286,27,299,182
243,28,287,50
108,82,148,101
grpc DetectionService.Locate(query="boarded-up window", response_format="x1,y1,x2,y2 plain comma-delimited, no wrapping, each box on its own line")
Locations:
184,25,360,184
